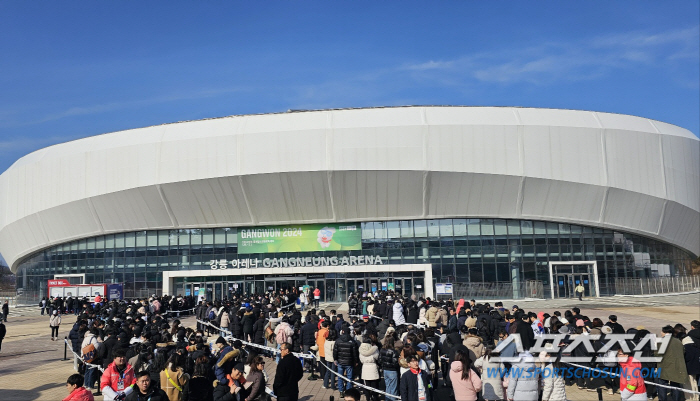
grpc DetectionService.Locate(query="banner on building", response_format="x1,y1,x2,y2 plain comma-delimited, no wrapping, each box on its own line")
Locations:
238,223,361,254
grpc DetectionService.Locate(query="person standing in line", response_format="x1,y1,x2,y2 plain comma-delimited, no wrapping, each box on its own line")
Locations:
575,283,585,301
2,300,8,321
0,319,6,353
313,287,321,309
400,355,434,401
50,310,62,341
40,297,47,315
273,343,303,401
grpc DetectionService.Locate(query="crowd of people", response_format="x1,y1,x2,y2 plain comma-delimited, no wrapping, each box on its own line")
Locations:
46,290,700,401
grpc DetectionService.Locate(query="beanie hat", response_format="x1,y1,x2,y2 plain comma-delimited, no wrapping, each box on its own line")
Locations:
215,336,227,345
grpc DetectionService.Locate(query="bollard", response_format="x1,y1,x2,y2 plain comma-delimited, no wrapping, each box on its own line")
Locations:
597,387,603,401
307,351,319,381
63,337,68,361
329,396,334,401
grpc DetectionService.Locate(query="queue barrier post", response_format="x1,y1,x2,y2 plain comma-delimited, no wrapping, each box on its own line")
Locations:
63,336,68,361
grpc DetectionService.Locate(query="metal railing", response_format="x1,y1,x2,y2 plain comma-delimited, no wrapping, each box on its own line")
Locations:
451,280,544,300
614,275,700,295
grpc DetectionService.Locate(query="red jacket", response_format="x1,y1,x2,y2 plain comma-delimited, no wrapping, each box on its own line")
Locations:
100,362,135,393
62,387,95,401
619,357,646,396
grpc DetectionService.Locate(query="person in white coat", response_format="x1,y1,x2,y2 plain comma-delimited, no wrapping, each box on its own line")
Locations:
474,349,506,401
540,351,567,401
506,351,539,401
359,339,380,401
393,300,406,325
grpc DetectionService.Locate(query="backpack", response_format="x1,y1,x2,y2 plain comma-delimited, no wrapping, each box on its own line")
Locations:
208,310,215,321
82,337,97,364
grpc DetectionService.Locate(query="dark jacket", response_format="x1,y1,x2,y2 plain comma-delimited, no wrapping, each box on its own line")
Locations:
605,321,625,334
69,323,83,352
333,333,359,366
241,312,254,334
213,379,250,401
406,301,419,324
245,370,265,401
514,319,535,350
252,318,267,345
684,340,700,376
300,321,317,346
377,318,391,340
229,314,242,339
273,353,303,398
380,347,400,371
125,384,169,401
400,368,433,401
182,376,214,401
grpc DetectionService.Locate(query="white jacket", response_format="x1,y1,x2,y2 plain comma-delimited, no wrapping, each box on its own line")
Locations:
506,352,539,401
474,356,505,401
541,364,567,401
393,303,405,325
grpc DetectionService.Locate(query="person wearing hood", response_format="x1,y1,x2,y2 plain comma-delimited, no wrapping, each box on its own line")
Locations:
359,337,381,401
241,308,255,342
463,328,485,362
450,349,482,401
617,347,647,401
506,351,539,401
214,336,237,386
62,374,95,401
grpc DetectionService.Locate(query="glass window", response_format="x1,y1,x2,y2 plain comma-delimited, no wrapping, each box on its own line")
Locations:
400,221,414,238
158,230,170,246
387,221,400,239
78,239,86,250
146,231,157,247
87,237,95,250
481,219,494,236
114,233,125,248
427,220,440,237
362,223,375,239
125,232,135,248
202,229,214,244
439,219,453,237
190,229,202,245
507,220,521,235
494,220,507,235
534,222,547,235
467,219,481,236
179,229,191,246
558,224,570,235
521,221,534,235
227,229,237,244
453,219,467,236
374,222,387,239
214,228,227,244
136,231,147,247
570,225,582,234
414,220,428,237
546,222,559,235
95,236,104,250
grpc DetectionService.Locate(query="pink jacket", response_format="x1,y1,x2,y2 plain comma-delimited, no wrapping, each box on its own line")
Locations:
449,361,482,401
62,387,95,401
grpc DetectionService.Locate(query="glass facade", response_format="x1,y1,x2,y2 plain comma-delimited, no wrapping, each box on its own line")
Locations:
15,218,696,300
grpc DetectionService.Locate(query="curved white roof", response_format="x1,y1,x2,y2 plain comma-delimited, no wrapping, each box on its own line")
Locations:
1,106,699,271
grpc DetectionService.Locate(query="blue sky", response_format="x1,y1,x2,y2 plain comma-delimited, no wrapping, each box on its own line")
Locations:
0,1,698,174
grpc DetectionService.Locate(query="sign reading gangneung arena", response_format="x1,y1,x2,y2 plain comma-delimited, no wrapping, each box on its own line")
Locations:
238,223,361,254
209,255,384,269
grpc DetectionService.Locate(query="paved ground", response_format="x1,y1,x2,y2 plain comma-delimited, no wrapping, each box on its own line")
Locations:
0,293,698,401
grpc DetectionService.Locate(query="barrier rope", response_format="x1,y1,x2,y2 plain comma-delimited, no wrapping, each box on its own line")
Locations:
199,319,403,399
562,361,700,395
64,338,106,373
320,358,401,400
197,319,315,359
348,314,427,328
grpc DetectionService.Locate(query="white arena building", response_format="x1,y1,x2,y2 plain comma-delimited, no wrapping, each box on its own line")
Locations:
1,106,698,302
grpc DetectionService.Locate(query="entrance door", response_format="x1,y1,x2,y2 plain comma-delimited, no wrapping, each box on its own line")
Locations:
347,279,366,296
556,275,570,298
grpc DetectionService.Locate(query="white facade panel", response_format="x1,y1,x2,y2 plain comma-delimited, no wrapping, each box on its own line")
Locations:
426,172,520,218
426,125,520,175
1,106,698,271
